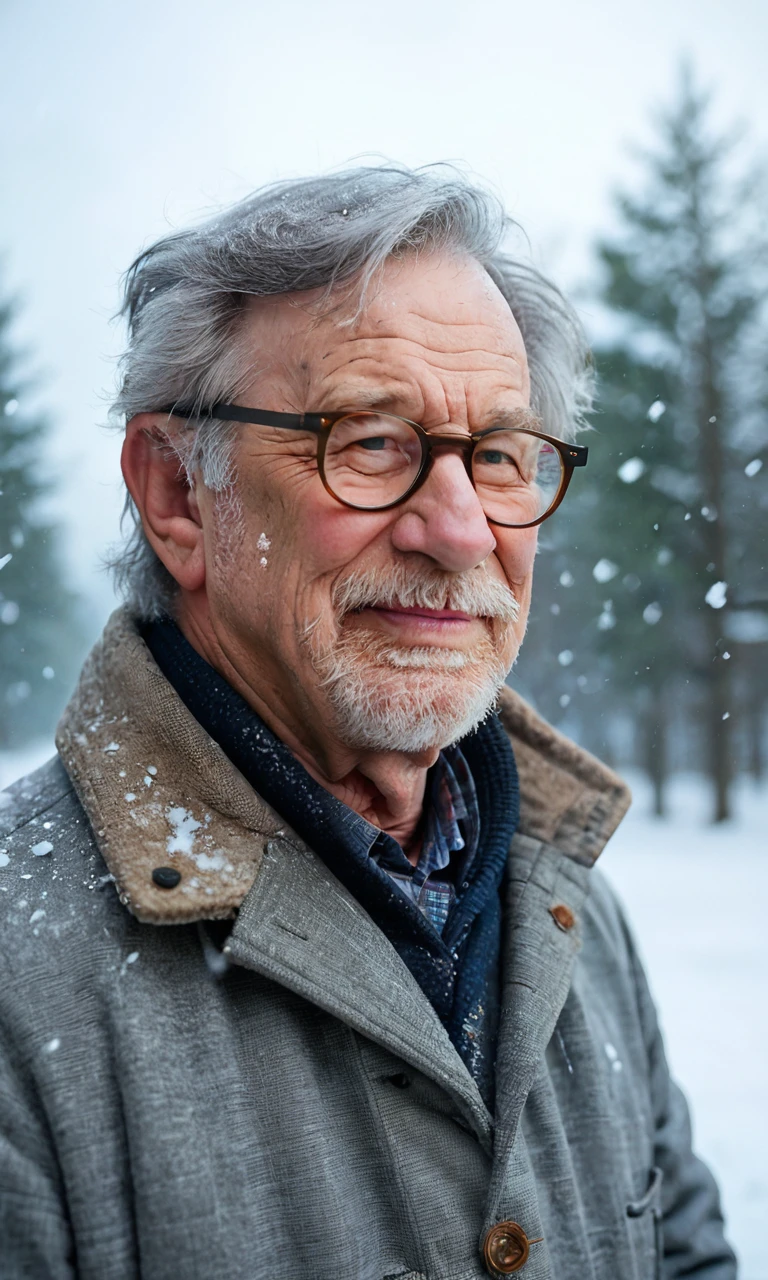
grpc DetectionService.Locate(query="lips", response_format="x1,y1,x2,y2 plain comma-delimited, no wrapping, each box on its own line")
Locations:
366,604,476,622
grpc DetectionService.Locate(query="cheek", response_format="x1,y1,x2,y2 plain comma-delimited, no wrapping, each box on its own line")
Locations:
495,528,538,598
268,488,394,579
210,481,393,618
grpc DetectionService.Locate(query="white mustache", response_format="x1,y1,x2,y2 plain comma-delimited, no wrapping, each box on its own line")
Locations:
331,562,519,623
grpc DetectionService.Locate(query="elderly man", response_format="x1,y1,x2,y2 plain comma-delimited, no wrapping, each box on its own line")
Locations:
0,167,735,1279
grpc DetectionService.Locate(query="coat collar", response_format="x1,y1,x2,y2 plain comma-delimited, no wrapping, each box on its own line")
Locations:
56,608,631,925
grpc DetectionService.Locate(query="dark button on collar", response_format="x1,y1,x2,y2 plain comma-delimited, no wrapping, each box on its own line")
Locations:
388,1072,411,1089
483,1221,531,1274
152,866,182,889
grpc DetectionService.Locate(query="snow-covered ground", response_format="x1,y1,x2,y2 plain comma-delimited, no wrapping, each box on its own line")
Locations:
2,745,766,1274
601,771,767,1279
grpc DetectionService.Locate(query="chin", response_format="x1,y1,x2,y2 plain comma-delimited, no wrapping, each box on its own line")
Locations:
322,652,509,754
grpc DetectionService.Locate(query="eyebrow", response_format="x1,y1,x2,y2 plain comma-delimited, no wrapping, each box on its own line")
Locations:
319,387,542,433
483,406,542,433
319,385,410,413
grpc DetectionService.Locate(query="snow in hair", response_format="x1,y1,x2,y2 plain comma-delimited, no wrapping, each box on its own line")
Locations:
109,164,594,619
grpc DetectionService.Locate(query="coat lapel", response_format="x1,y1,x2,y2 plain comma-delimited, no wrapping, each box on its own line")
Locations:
225,832,494,1151
484,831,591,1229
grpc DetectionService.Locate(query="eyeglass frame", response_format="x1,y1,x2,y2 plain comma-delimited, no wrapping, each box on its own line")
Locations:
160,402,588,529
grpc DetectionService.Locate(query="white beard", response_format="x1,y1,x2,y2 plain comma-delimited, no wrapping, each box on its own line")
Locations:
304,563,519,753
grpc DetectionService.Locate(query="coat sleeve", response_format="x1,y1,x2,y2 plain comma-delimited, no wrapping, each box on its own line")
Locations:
0,1013,76,1277
626,931,738,1278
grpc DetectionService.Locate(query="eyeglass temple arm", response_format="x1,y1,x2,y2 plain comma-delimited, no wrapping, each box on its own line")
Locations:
160,404,325,432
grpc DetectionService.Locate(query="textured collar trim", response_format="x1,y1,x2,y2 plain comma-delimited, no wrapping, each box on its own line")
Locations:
56,609,631,925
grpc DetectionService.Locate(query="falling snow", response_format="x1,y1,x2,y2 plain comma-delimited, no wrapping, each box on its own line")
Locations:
647,400,666,422
617,457,646,484
705,581,727,610
593,558,619,584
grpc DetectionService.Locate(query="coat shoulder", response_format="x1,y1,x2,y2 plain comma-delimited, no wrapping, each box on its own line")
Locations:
582,865,634,956
574,865,648,1035
0,755,115,974
0,755,74,838
578,865,648,998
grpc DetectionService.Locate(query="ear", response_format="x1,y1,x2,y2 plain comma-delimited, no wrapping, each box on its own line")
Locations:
121,414,206,593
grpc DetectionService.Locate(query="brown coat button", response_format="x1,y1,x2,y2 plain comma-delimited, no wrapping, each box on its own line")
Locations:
483,1220,531,1274
550,903,575,931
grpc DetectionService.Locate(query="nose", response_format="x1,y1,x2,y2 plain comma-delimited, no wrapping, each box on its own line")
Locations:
390,450,497,571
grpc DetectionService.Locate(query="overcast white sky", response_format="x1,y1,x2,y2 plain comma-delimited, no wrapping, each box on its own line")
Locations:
1,0,766,624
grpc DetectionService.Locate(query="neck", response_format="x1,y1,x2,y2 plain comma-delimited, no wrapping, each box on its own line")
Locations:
176,602,438,859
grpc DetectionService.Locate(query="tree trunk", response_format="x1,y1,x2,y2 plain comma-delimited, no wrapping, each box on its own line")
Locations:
747,695,765,785
695,318,732,821
643,687,668,818
703,639,732,822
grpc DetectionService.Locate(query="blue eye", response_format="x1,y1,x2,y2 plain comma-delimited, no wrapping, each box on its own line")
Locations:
358,437,388,450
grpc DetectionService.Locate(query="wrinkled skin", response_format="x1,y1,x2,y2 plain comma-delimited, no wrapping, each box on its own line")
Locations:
122,252,538,853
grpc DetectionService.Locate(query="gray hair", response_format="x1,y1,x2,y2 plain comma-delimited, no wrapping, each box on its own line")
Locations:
110,164,593,618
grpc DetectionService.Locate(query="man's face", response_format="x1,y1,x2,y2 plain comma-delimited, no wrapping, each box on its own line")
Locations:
194,251,538,761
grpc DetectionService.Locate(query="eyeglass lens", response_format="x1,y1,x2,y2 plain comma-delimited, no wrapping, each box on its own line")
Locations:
322,413,563,525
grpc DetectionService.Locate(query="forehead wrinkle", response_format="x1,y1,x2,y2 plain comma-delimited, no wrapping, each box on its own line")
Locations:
315,341,526,385
305,344,528,426
397,305,520,347
320,323,522,359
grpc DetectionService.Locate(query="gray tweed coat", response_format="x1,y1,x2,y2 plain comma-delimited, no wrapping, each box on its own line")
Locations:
0,611,736,1279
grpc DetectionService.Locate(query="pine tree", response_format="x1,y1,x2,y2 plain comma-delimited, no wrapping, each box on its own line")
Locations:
517,69,768,821
581,69,768,820
0,286,84,750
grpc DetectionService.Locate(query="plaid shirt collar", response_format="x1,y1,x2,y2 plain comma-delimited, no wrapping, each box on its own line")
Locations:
359,745,480,935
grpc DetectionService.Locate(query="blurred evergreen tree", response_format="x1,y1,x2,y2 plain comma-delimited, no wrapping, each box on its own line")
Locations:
0,285,84,750
517,68,768,820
